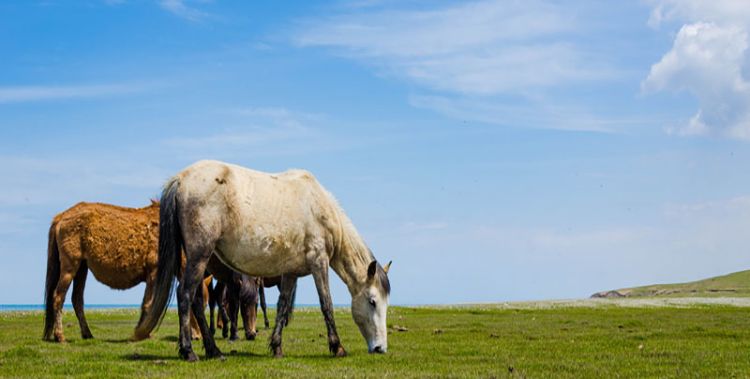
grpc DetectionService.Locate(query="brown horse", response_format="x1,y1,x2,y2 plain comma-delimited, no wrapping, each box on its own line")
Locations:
43,201,209,342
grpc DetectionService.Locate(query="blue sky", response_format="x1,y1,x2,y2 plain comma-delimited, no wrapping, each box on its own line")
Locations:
2,0,750,305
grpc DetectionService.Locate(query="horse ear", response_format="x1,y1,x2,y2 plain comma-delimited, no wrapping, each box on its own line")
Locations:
383,260,392,274
367,260,377,279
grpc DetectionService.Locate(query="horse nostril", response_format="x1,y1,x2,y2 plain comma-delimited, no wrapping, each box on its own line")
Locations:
372,345,384,354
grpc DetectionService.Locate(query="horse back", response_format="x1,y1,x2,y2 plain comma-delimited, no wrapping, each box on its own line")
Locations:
176,160,343,276
52,202,160,289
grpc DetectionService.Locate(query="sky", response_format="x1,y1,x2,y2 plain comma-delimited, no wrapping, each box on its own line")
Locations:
1,0,750,306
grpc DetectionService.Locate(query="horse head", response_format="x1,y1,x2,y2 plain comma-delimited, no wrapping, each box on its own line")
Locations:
351,260,391,353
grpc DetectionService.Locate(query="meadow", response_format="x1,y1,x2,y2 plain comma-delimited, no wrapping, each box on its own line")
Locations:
1,303,750,378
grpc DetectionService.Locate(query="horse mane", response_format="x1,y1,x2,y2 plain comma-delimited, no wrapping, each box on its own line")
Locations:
327,190,390,294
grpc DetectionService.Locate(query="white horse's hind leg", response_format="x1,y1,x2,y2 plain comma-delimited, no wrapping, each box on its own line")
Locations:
189,277,222,359
177,249,221,361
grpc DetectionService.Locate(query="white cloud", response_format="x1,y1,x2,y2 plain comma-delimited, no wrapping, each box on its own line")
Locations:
158,0,209,22
410,94,620,132
0,83,149,103
295,0,609,96
164,107,313,147
644,2,750,140
647,0,750,29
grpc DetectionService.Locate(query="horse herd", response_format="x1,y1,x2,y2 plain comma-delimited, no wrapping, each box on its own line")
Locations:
42,160,392,361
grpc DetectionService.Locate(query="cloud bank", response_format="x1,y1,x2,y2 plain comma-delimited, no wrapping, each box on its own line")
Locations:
644,1,750,140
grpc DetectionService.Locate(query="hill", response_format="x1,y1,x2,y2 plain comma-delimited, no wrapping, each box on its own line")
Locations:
591,270,750,298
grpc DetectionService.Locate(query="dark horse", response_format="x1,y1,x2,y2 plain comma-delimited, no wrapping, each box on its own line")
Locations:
257,276,283,329
206,264,260,341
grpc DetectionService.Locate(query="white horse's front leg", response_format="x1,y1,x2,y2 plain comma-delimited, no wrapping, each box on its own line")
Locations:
269,274,298,358
311,257,347,357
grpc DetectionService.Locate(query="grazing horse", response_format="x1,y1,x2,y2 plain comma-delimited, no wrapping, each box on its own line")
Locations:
136,160,392,361
206,257,260,341
43,201,213,342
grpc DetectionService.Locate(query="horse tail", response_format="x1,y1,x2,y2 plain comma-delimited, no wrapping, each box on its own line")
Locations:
134,177,182,338
43,221,61,340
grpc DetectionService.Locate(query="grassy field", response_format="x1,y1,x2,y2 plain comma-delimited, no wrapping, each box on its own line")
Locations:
594,270,750,298
2,303,750,378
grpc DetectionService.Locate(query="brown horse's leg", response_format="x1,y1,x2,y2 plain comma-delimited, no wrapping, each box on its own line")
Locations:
190,311,202,340
132,271,156,341
52,265,77,343
72,261,93,339
269,274,297,358
311,258,346,357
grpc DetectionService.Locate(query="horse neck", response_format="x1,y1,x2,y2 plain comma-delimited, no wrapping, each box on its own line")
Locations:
330,217,372,296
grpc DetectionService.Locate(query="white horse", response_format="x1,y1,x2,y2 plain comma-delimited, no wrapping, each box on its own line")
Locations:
137,160,392,361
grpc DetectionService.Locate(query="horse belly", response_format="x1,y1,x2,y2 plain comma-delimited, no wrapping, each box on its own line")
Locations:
87,257,145,290
216,232,308,277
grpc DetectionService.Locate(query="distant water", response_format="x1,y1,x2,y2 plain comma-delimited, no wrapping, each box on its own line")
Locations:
0,303,339,312
0,304,143,311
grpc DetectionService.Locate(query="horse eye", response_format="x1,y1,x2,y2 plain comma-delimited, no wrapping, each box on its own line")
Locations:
369,298,376,307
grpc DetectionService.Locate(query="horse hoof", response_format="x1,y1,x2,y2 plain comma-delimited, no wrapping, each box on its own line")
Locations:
82,334,94,340
335,346,347,358
229,335,239,342
245,333,256,341
180,349,199,362
206,349,225,360
53,334,66,343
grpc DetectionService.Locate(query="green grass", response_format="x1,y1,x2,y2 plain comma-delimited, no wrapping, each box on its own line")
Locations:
2,304,750,378
603,269,750,298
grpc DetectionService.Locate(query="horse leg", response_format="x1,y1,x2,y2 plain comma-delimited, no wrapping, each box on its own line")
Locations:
217,283,229,338
190,277,223,359
269,274,297,358
311,258,346,357
72,261,93,339
176,249,219,361
189,278,209,340
52,257,79,343
132,271,156,341
207,279,216,337
227,280,240,341
259,283,269,329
